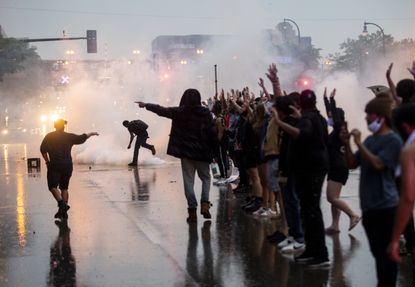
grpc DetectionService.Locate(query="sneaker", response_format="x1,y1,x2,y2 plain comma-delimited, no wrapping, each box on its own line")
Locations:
277,237,293,249
306,257,330,268
150,146,156,155
128,162,138,167
244,199,262,213
253,207,268,216
281,241,305,254
241,197,255,210
213,178,227,186
260,209,278,218
295,251,314,263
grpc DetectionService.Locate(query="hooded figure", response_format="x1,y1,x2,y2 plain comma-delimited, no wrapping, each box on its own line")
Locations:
136,89,217,223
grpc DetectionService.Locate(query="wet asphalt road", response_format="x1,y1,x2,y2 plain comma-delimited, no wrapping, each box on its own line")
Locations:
0,143,414,287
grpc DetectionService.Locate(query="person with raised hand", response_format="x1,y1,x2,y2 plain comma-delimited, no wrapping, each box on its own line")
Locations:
40,118,99,220
135,89,217,223
323,88,360,234
341,96,402,286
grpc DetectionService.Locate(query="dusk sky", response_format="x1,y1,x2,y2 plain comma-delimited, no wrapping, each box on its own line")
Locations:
1,0,414,60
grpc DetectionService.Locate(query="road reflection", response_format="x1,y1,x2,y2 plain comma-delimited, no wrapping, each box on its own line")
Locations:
130,167,156,201
186,221,220,286
48,220,76,287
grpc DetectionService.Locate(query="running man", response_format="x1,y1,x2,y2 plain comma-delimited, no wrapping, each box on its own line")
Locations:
40,118,99,219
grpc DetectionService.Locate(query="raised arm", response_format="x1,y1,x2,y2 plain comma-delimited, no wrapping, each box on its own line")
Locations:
135,101,175,119
266,63,282,97
258,78,270,100
323,87,331,117
328,89,344,131
386,63,401,105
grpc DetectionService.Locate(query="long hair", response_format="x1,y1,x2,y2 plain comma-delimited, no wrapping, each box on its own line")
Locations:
252,102,266,131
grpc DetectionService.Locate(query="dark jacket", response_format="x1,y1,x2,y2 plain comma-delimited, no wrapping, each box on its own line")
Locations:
291,109,329,173
145,104,216,162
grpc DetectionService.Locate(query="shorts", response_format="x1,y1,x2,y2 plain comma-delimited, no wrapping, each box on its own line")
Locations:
245,153,258,169
267,158,281,192
47,164,73,191
327,167,349,185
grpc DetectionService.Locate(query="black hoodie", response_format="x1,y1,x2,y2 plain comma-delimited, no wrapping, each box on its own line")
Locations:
145,90,216,162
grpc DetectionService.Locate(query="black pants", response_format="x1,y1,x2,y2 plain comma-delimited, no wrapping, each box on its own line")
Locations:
293,171,328,260
215,136,229,178
362,207,397,287
132,134,152,163
233,150,249,187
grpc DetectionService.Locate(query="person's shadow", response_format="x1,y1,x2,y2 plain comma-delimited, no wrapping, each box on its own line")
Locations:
47,220,76,287
130,167,156,201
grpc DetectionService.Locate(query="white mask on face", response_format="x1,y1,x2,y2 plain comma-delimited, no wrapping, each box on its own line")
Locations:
368,118,382,133
327,117,334,127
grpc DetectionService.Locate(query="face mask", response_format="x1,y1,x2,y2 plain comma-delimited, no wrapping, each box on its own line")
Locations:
368,118,382,133
327,118,334,127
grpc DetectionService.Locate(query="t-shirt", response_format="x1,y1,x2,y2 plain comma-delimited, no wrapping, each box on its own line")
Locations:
357,132,403,212
40,131,87,166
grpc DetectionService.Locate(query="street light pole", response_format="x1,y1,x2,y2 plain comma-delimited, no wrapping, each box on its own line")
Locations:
283,18,301,46
363,21,386,56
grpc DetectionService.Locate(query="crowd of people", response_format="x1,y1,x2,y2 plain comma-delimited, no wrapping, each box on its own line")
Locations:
197,62,415,285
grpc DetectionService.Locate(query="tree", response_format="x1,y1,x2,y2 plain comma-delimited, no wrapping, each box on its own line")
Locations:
0,35,40,81
329,31,394,72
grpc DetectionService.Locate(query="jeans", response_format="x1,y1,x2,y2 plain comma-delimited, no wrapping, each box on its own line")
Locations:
294,171,328,259
181,158,211,209
362,207,397,287
281,175,304,242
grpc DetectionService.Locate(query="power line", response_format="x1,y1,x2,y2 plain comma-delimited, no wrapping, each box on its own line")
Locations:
2,6,415,22
0,5,222,20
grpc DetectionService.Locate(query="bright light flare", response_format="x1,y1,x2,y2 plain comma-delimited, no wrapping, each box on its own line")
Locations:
2,129,8,135
50,114,59,122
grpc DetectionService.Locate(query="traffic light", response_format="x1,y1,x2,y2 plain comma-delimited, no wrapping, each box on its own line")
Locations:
86,30,97,53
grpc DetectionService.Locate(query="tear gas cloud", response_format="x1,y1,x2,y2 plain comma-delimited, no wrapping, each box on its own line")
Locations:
1,1,414,165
